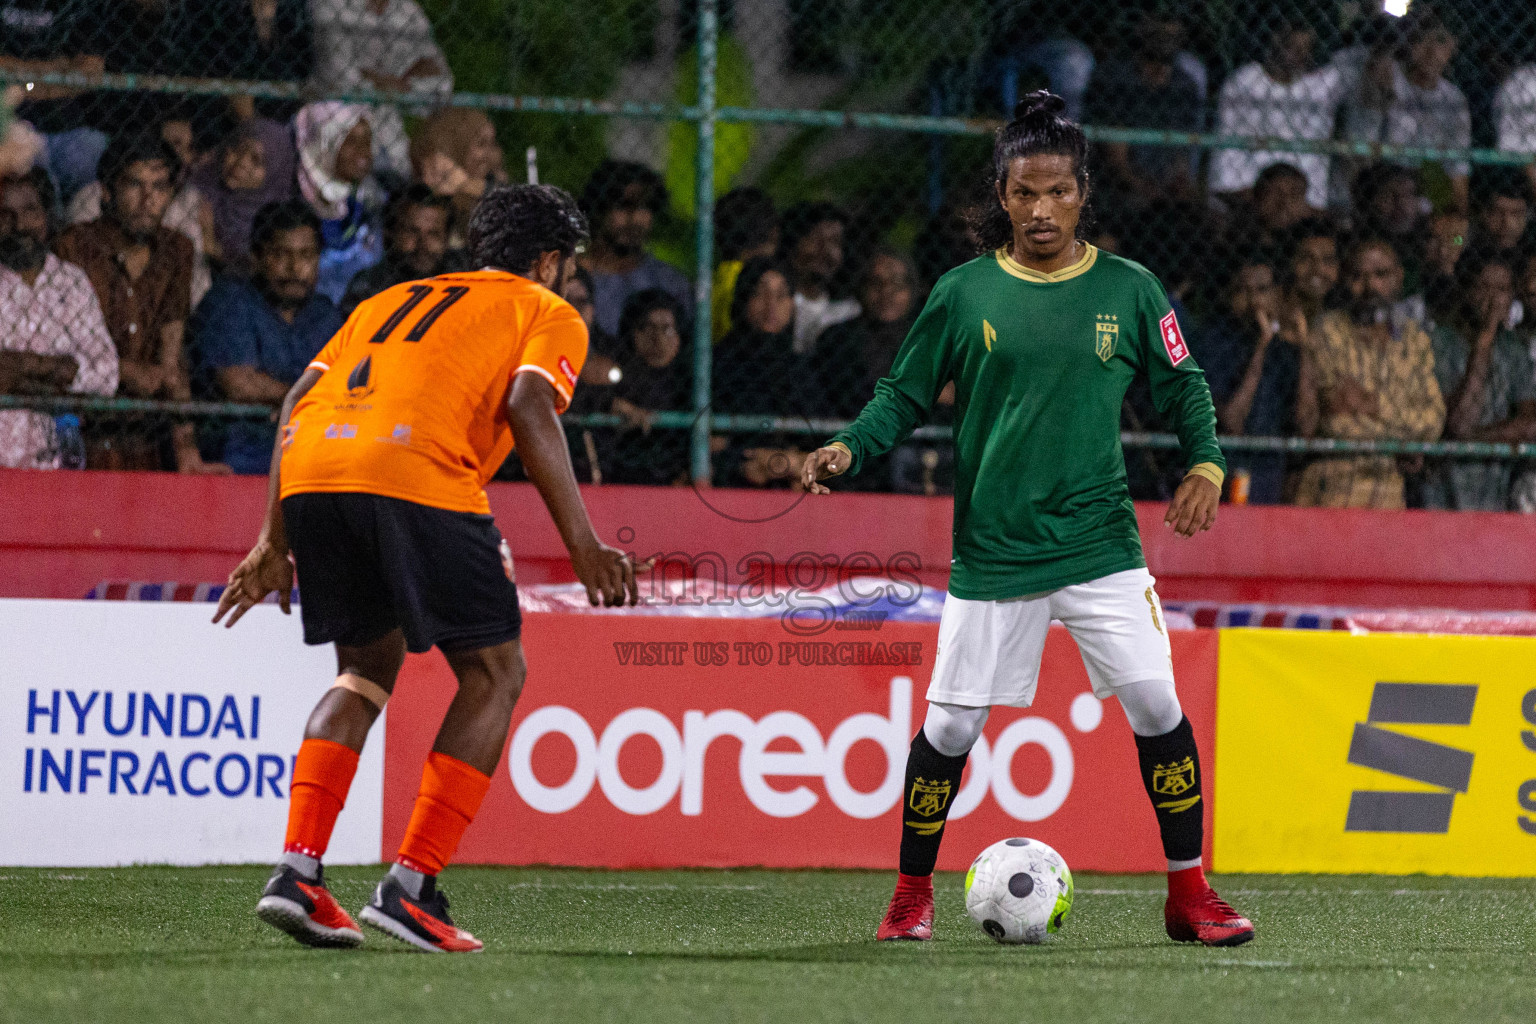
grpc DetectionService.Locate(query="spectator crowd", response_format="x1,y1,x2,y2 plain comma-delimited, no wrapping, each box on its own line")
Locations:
3,1,1536,510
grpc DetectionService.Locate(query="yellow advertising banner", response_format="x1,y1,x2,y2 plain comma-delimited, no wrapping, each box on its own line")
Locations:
1214,629,1536,876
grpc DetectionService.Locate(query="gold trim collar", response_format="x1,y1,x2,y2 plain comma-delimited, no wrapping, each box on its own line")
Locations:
994,243,1098,283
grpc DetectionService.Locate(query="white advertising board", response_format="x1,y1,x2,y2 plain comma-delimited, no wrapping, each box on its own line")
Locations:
0,600,383,866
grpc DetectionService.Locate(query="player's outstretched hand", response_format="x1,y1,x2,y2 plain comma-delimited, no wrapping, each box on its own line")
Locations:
571,541,651,608
800,446,850,495
212,540,293,627
1164,473,1220,539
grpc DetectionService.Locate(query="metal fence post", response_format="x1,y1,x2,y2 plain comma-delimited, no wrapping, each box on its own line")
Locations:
690,0,719,485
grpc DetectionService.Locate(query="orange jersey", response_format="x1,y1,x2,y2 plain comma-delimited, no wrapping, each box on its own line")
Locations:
280,270,587,515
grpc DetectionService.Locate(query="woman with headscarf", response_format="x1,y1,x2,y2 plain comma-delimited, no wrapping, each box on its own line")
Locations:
590,288,692,486
191,117,298,278
713,257,823,487
409,107,507,252
293,102,386,303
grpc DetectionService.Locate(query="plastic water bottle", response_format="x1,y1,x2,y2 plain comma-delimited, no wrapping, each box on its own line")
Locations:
54,414,86,469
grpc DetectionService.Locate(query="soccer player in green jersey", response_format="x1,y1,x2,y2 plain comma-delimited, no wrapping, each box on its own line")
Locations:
802,92,1253,947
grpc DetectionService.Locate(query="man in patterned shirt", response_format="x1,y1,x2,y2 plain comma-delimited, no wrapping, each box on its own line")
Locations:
1295,237,1445,508
0,169,117,469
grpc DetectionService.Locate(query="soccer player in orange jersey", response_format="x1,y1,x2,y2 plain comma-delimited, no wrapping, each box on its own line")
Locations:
213,184,641,953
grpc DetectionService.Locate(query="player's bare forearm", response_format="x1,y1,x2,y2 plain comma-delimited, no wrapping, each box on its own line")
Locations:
212,369,320,627
508,373,600,555
508,373,642,606
1163,473,1219,538
801,443,851,495
259,368,323,552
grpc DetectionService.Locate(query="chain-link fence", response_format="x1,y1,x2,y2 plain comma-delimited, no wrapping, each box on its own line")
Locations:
3,1,1536,509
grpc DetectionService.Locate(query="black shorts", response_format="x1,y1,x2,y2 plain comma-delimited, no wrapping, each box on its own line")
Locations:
283,492,521,654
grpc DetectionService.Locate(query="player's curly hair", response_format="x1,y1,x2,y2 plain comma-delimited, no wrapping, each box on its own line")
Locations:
972,91,1092,254
468,183,589,275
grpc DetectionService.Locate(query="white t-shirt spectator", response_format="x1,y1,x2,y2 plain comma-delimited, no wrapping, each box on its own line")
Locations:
1210,61,1349,209
792,293,860,355
311,0,453,180
1345,64,1471,179
1495,64,1536,154
0,253,118,468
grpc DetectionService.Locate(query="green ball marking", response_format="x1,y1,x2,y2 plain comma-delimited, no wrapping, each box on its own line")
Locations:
964,864,977,896
1047,864,1075,933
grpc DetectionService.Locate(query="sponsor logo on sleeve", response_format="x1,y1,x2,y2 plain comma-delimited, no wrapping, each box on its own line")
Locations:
558,356,579,389
1159,310,1189,366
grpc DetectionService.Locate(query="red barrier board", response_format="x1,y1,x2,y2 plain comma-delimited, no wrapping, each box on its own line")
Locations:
384,617,1216,872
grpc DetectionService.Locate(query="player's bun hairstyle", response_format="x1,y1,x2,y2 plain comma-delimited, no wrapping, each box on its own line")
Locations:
972,90,1091,254
468,183,589,276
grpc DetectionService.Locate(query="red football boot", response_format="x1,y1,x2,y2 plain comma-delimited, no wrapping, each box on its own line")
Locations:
1164,866,1254,947
359,873,483,953
255,865,364,948
876,873,935,941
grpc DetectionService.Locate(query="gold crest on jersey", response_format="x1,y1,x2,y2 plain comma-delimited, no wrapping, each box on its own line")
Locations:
1095,314,1118,362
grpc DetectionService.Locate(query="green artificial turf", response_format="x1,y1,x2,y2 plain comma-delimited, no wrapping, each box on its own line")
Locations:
0,867,1531,1023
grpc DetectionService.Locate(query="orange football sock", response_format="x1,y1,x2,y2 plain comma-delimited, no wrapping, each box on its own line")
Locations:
395,752,492,876
283,738,361,859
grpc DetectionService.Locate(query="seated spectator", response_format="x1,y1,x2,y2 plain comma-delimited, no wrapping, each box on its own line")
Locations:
1283,218,1341,324
913,190,985,287
195,200,344,474
191,117,298,278
1349,163,1425,268
1294,237,1444,508
811,249,954,495
1,86,44,177
0,168,117,469
1424,252,1536,511
186,0,314,122
312,0,452,182
294,102,385,304
779,202,859,354
341,184,464,315
1248,163,1317,257
68,113,213,307
1343,7,1471,213
578,159,692,339
711,187,778,341
1494,61,1536,196
92,0,222,135
410,108,506,251
0,0,109,200
55,132,226,473
1211,17,1348,210
598,288,691,486
564,265,617,383
1522,254,1536,340
1194,258,1304,505
713,258,810,487
813,250,921,419
1416,208,1470,326
1083,9,1203,207
1468,169,1533,263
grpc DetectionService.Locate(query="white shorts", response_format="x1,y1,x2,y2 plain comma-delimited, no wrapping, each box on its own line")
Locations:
926,567,1174,708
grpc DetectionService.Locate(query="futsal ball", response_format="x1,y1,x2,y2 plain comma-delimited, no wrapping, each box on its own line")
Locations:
964,837,1074,945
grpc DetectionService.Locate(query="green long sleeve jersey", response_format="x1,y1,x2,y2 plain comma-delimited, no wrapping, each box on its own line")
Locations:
829,245,1225,600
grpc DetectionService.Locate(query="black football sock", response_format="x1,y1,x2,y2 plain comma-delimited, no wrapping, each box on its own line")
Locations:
897,730,969,876
1133,715,1204,862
